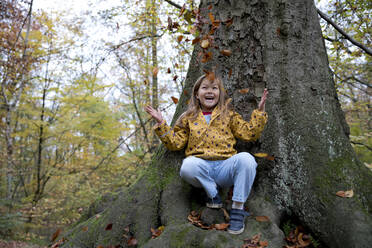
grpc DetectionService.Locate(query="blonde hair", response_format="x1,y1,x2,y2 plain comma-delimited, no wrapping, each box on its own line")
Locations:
176,74,232,127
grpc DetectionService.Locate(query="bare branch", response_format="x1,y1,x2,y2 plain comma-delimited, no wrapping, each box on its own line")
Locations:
317,8,372,56
351,141,372,152
164,0,182,9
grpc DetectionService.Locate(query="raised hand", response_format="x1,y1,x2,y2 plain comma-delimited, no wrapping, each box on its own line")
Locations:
258,88,268,112
145,105,164,124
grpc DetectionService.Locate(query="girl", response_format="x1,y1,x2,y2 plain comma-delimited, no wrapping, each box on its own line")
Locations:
145,74,268,235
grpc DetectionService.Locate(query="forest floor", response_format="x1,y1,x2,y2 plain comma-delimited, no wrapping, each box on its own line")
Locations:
0,239,47,248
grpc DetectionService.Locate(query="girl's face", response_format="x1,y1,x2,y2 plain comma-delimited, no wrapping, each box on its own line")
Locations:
196,79,220,112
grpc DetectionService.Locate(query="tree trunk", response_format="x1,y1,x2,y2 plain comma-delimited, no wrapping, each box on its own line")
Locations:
60,0,372,247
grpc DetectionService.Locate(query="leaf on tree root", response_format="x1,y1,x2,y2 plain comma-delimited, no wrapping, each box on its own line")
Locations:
105,223,113,230
171,96,179,104
239,88,250,94
255,216,270,222
51,229,61,242
201,39,210,49
214,223,229,230
127,237,138,246
220,49,232,56
151,225,165,239
336,189,354,198
243,233,268,248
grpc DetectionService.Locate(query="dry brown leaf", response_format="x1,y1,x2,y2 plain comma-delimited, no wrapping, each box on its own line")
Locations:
171,96,179,104
336,189,354,198
252,233,261,244
239,88,250,94
192,37,200,45
152,67,159,77
177,35,184,43
151,226,164,239
167,68,171,73
228,68,232,78
298,233,311,247
214,223,229,230
97,245,104,248
222,208,230,221
220,49,232,56
82,226,88,232
259,240,269,247
255,216,270,222
208,12,215,23
201,39,210,49
201,51,212,63
51,229,61,242
105,223,113,231
225,18,233,27
127,237,138,246
179,4,186,17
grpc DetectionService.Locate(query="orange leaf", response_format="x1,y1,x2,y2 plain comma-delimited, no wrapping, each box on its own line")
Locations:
259,240,269,247
51,229,61,242
171,96,179,104
208,12,215,23
255,216,270,222
192,37,200,45
201,39,210,49
215,223,229,230
208,5,212,10
212,20,221,28
204,70,215,81
239,88,250,94
82,226,88,232
152,67,159,77
105,223,113,230
177,35,183,43
228,68,232,78
179,4,186,17
127,237,138,246
220,49,232,56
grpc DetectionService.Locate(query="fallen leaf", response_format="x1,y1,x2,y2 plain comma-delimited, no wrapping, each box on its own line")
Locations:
251,233,261,244
208,5,212,10
82,226,88,232
336,189,354,198
222,208,230,221
152,67,159,77
204,70,215,81
254,153,269,158
255,216,270,222
167,16,173,31
201,39,210,49
151,226,165,238
214,223,229,230
220,49,232,56
192,37,200,45
208,12,215,23
239,88,250,94
171,96,179,104
228,68,232,78
97,245,104,248
127,237,138,246
179,4,186,17
105,223,113,231
177,35,184,43
201,51,212,63
51,229,61,242
259,240,269,247
298,233,311,247
225,18,233,27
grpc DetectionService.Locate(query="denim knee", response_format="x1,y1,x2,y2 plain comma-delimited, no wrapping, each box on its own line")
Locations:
180,156,200,180
235,152,257,171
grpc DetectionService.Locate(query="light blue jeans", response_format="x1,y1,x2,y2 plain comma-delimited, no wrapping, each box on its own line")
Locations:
179,152,257,203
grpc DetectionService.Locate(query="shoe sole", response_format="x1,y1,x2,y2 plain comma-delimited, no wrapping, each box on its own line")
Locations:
206,203,223,208
228,224,244,235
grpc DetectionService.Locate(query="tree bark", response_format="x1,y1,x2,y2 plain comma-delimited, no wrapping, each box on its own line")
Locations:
61,0,372,247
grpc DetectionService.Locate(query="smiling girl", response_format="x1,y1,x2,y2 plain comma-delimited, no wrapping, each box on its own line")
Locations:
145,74,268,234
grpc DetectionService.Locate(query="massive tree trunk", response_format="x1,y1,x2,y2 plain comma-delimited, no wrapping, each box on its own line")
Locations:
61,0,372,247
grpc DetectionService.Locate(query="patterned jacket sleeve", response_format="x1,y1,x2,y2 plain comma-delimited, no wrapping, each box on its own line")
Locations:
230,109,268,142
153,118,189,151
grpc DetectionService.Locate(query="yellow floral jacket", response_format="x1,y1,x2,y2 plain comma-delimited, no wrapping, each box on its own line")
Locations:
154,108,268,160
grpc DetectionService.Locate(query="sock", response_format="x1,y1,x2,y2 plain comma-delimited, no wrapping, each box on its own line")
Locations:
232,201,244,210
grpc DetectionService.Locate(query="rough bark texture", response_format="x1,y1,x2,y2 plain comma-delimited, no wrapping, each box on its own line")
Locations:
61,0,372,247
